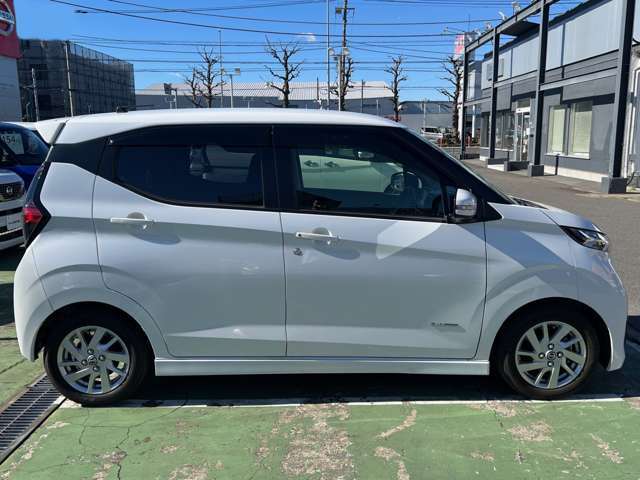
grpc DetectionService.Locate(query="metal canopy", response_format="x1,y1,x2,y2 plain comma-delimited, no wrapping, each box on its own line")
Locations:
464,0,560,53
501,20,539,37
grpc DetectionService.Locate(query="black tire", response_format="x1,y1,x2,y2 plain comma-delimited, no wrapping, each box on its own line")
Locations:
44,309,151,406
495,306,599,400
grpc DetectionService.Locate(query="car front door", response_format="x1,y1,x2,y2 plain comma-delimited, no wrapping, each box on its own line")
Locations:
93,125,286,357
275,125,487,359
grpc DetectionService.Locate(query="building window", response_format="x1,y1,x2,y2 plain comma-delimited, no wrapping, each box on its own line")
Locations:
503,112,514,150
569,101,592,156
547,102,592,157
548,106,566,154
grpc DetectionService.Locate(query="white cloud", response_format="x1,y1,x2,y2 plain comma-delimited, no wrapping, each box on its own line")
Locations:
298,32,316,43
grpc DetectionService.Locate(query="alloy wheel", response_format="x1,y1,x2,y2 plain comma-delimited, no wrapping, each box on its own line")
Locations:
514,321,587,390
56,326,131,395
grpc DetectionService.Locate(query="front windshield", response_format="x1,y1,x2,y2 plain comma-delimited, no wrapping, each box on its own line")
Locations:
0,126,49,166
406,128,514,203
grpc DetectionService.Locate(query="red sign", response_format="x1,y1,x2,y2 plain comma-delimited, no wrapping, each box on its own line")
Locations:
454,34,465,60
0,0,19,59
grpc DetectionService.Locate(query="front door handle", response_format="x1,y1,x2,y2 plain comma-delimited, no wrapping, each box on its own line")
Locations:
110,213,154,227
295,231,340,244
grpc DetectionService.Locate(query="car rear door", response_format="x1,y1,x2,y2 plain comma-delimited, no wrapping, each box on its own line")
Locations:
93,124,286,357
275,125,487,359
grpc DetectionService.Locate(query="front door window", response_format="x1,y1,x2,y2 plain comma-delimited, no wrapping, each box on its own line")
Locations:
285,130,449,220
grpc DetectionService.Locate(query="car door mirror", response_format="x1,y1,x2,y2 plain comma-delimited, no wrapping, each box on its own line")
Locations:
454,188,478,219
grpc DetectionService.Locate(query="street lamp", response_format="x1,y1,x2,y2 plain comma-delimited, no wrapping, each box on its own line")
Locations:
329,47,350,112
222,68,241,108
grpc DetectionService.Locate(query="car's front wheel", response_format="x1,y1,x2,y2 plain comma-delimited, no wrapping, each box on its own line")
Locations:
44,310,150,406
496,306,599,399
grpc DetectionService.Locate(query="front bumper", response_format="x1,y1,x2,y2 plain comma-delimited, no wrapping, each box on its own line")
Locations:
573,247,627,371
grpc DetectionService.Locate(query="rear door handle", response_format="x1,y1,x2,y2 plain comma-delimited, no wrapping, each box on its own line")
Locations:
110,213,154,227
295,231,340,243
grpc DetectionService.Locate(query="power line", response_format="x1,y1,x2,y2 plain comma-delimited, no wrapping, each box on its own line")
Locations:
51,0,460,38
72,35,459,46
84,0,500,26
74,42,327,54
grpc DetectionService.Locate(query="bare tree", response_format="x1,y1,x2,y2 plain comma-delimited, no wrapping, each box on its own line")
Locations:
183,48,222,108
265,39,303,108
385,56,407,122
183,68,201,107
332,56,354,111
437,54,464,139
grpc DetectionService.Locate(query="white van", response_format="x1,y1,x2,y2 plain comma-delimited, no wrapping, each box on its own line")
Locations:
14,109,627,405
0,169,24,250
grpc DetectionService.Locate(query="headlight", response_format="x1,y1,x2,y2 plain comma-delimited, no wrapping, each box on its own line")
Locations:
561,226,609,252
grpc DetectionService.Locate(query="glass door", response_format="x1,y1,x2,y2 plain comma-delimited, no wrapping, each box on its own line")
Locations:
514,109,531,162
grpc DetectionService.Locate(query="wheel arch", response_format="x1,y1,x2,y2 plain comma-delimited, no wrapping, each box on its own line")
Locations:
34,301,157,370
489,297,612,369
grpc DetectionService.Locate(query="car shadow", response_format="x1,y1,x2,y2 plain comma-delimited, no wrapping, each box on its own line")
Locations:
124,342,640,408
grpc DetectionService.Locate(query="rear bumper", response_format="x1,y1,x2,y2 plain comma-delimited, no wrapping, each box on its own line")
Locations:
14,247,53,361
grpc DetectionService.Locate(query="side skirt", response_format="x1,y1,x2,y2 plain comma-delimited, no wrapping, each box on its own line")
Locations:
154,357,490,376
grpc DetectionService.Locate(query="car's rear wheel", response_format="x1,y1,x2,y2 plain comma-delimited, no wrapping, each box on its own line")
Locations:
44,310,150,406
496,306,599,399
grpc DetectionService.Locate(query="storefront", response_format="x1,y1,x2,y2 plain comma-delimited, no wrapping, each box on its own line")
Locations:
0,0,21,121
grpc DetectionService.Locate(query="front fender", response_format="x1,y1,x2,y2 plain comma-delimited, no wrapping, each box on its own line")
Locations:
476,204,578,360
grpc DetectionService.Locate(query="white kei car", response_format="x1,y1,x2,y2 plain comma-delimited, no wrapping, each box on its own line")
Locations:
14,109,627,405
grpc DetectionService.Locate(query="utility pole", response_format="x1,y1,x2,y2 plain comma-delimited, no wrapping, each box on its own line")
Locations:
326,0,331,109
337,57,343,111
225,68,240,108
219,30,224,107
31,68,40,121
64,41,75,116
423,99,427,130
361,80,364,113
336,0,353,111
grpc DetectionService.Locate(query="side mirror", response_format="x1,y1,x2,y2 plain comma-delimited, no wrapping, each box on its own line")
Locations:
454,189,478,218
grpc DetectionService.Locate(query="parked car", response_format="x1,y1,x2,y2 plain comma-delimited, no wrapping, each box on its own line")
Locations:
0,122,49,187
420,126,444,145
0,169,24,251
4,121,48,145
14,109,626,405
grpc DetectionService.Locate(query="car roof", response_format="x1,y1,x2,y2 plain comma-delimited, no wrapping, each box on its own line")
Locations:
37,108,403,145
0,121,37,131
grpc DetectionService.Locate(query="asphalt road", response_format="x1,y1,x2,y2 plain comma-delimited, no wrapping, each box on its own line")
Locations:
465,161,640,318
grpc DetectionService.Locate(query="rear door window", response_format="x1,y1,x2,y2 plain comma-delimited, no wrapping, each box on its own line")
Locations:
110,125,273,208
0,126,48,166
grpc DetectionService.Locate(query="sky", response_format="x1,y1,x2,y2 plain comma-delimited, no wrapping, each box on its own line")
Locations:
14,0,579,101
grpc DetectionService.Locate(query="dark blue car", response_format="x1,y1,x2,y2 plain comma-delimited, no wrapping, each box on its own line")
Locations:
0,122,49,188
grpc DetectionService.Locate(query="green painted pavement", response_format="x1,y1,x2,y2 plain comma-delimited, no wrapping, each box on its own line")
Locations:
0,248,43,408
1,399,639,479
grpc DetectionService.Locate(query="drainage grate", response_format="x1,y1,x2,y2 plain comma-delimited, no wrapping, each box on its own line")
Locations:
0,375,63,464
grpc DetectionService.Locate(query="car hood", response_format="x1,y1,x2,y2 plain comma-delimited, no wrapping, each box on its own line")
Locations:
510,196,601,232
0,169,23,185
